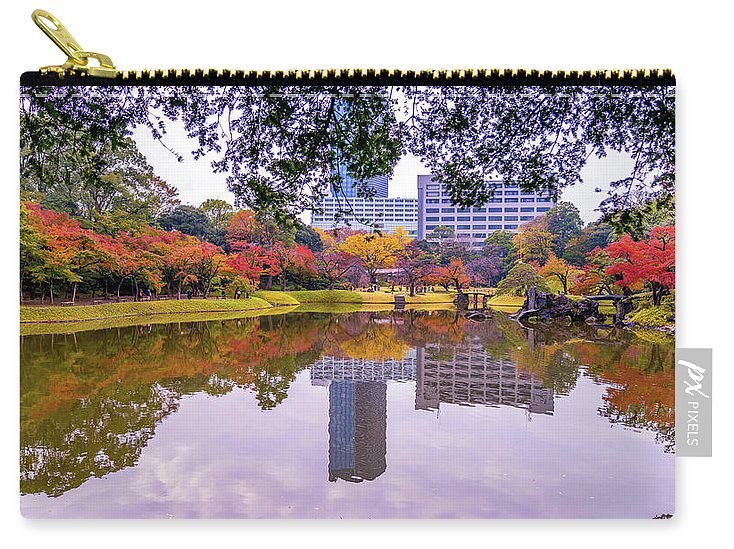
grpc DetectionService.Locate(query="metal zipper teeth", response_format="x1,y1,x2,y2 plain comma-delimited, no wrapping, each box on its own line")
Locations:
21,68,675,86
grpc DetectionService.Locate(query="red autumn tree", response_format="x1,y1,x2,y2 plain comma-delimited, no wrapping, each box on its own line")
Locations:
315,250,359,289
605,225,675,306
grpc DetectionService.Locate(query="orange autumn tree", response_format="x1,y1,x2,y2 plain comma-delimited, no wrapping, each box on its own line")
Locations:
538,253,583,294
430,258,471,291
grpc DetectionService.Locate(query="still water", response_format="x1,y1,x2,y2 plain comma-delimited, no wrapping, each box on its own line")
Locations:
20,309,674,518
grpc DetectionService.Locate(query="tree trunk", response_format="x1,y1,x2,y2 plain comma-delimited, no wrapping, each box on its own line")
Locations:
117,278,124,298
49,279,54,304
266,275,273,290
71,282,77,303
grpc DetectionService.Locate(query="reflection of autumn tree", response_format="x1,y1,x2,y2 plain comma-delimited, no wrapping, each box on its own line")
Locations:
511,344,579,396
566,337,675,452
20,315,328,496
322,313,413,361
21,382,179,497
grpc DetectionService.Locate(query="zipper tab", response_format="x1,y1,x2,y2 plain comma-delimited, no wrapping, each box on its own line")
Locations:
31,9,117,78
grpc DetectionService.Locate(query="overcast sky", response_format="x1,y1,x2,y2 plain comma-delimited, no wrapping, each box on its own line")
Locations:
133,120,634,226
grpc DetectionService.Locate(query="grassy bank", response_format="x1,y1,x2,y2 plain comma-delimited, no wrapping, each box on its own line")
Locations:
20,306,297,336
21,297,274,324
20,289,460,327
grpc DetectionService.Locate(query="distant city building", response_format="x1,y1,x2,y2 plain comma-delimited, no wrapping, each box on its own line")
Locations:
310,196,418,237
417,175,555,249
415,341,554,415
331,170,389,199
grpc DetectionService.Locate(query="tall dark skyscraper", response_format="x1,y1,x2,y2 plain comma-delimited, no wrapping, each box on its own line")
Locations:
331,168,389,199
328,380,387,482
330,101,389,199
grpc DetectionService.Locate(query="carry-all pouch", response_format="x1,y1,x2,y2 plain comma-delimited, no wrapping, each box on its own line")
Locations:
19,10,675,519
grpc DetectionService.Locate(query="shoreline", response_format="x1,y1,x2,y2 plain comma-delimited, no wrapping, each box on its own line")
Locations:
19,289,463,325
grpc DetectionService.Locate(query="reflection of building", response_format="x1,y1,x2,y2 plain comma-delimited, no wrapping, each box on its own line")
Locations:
415,341,554,415
310,350,416,385
417,175,555,249
328,381,387,482
312,354,411,482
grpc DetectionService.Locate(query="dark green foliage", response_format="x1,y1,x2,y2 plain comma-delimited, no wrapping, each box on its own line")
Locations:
544,202,583,256
563,222,615,266
295,223,324,253
21,85,674,221
158,205,213,240
496,263,551,296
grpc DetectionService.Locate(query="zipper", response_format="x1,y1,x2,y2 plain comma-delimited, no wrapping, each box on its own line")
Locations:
24,9,675,86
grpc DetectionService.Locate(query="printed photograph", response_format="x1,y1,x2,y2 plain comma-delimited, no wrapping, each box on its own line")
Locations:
19,84,675,518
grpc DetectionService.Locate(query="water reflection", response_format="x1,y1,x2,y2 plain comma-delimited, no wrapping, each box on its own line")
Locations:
20,309,675,514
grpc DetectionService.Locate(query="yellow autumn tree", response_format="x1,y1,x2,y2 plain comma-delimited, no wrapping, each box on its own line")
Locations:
339,232,405,284
513,222,556,264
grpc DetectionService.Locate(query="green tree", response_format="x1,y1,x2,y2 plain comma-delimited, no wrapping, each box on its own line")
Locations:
158,205,213,240
483,230,517,276
563,222,615,266
496,263,550,296
544,202,583,256
294,223,324,253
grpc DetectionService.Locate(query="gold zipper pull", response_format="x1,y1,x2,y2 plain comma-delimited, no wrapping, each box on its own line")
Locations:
31,9,117,78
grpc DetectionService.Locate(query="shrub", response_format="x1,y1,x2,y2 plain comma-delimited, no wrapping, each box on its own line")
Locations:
630,305,675,327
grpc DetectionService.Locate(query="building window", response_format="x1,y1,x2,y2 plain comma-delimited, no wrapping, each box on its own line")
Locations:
504,183,519,188
426,184,440,190
457,216,470,221
504,224,518,229
472,225,486,230
520,215,534,221
472,216,486,221
487,198,502,203
488,215,502,221
488,207,502,213
504,207,518,212
426,208,439,213
441,199,452,204
505,216,518,221
427,199,439,204
488,224,502,230
537,207,550,212
472,207,486,213
426,216,439,222
457,208,471,213
505,198,519,203
521,207,535,212
473,233,486,239
505,190,519,196
426,191,440,197
458,225,470,230
441,208,455,213
520,197,535,202
441,216,455,222
426,225,437,231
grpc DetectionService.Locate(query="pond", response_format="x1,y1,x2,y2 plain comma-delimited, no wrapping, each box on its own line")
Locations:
20,309,675,518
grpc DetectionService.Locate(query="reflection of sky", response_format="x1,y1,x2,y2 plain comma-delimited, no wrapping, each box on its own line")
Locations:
20,368,673,518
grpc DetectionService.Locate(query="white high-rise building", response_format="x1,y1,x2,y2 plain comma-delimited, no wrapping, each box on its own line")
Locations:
310,196,418,237
417,175,555,248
